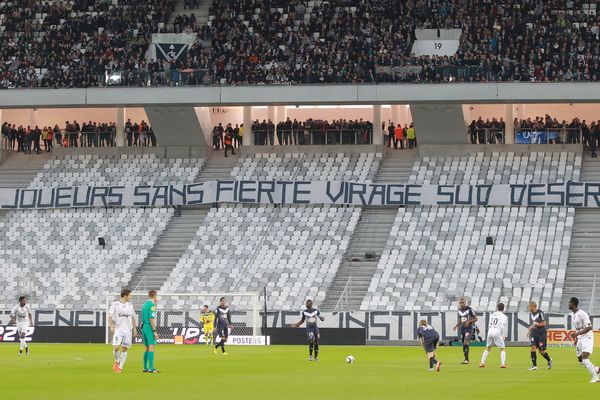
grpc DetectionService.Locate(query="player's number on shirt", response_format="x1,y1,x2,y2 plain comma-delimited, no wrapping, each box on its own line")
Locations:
490,317,498,326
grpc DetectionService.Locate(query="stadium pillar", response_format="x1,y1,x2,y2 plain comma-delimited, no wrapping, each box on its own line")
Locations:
372,104,382,145
504,104,515,144
29,108,38,127
243,106,252,146
115,107,125,147
408,103,466,144
391,104,401,125
144,105,208,147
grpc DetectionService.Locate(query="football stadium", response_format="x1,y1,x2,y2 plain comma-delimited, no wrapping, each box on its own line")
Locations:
2,0,600,399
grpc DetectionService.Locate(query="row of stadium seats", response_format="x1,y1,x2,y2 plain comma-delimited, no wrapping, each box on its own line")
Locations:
361,206,572,312
29,154,203,187
162,204,360,309
410,152,581,185
231,152,382,182
0,208,172,309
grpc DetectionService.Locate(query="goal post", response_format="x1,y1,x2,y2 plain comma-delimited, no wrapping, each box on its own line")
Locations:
105,292,266,345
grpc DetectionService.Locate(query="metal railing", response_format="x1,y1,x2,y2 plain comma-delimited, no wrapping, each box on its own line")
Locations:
133,275,148,292
333,276,352,313
105,68,213,87
250,128,373,146
467,128,505,144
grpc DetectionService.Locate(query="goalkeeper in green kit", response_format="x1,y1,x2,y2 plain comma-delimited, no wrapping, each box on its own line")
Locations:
141,290,159,373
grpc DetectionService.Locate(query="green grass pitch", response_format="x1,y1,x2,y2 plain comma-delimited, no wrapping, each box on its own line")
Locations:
0,344,595,399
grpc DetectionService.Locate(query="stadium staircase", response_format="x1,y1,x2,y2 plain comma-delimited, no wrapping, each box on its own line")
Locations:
168,0,211,29
128,207,210,290
196,151,239,182
563,154,600,312
128,150,238,290
321,149,417,311
0,152,51,188
372,148,417,184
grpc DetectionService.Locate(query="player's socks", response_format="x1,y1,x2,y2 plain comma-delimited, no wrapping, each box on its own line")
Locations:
148,352,155,370
314,343,319,359
119,352,128,370
500,351,506,366
480,350,489,365
221,342,226,353
582,359,598,378
462,345,469,361
113,349,120,362
541,352,551,364
309,343,314,357
143,351,149,371
429,356,438,368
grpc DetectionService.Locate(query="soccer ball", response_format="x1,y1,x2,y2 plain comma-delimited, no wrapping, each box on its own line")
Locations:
346,355,355,364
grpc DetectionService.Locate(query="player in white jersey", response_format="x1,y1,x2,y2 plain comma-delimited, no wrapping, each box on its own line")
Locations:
479,303,508,368
568,297,598,383
107,288,136,373
10,296,33,355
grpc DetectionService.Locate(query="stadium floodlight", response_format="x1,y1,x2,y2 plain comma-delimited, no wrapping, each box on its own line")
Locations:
105,292,264,346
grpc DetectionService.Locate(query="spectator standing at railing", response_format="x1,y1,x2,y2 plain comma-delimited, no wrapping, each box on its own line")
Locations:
125,120,133,147
267,119,275,146
53,125,61,147
276,121,284,145
80,122,88,147
468,121,477,144
582,121,591,149
223,129,235,157
591,122,600,158
407,124,416,149
1,122,8,149
394,123,404,150
236,124,243,148
388,122,396,149
283,118,293,145
9,125,17,150
32,126,42,155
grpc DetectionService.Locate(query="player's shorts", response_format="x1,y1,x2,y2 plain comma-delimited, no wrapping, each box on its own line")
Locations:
460,325,475,342
530,332,547,351
112,331,132,348
306,327,319,343
486,330,505,348
141,325,157,346
16,322,29,336
204,325,214,335
576,335,594,357
423,335,440,353
216,324,229,338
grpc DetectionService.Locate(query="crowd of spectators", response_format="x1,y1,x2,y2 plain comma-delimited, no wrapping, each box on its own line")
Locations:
3,0,600,87
383,122,417,149
0,0,175,88
468,117,507,144
1,119,156,152
149,0,600,85
467,114,598,148
211,118,374,149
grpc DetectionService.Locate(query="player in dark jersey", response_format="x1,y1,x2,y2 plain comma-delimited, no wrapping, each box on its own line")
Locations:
417,320,442,372
527,301,552,370
213,297,232,355
452,298,478,364
289,299,325,361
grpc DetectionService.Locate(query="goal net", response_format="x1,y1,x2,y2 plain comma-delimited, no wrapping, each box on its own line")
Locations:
105,292,263,345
